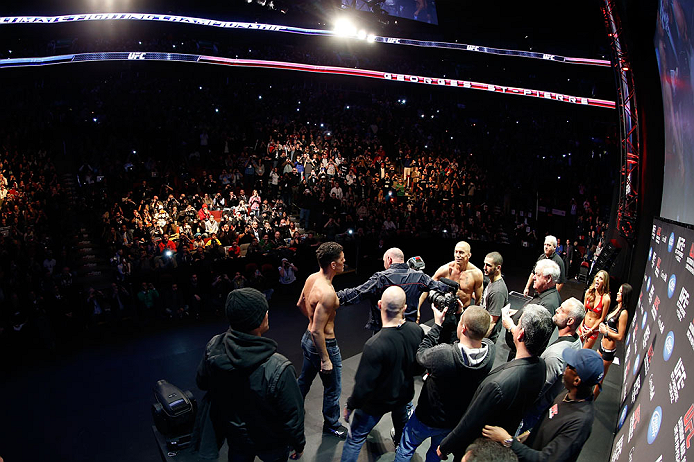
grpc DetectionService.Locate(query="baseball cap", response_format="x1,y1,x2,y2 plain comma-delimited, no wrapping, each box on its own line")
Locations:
562,348,604,386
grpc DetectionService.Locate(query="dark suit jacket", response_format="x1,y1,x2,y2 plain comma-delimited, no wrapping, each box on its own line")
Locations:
438,356,546,457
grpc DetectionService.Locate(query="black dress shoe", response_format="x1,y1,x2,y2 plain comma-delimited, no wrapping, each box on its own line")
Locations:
323,424,348,439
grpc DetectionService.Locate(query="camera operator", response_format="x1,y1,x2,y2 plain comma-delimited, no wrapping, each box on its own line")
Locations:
337,248,449,333
279,258,298,286
394,305,495,462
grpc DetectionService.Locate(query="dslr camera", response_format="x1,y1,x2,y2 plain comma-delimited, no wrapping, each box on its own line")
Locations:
428,277,460,322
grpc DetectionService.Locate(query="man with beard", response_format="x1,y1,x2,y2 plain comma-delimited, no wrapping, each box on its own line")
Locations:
480,251,508,343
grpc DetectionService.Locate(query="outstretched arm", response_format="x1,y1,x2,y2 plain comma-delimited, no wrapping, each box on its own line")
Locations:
336,272,381,306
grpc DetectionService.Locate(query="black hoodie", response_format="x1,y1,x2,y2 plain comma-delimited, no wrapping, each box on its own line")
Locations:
414,323,496,428
196,329,305,454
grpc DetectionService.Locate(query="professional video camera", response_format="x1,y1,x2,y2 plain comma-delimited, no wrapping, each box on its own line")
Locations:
428,277,460,322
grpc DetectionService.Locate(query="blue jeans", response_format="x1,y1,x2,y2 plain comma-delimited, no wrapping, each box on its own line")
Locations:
297,331,342,429
394,412,452,462
340,405,409,462
299,207,310,229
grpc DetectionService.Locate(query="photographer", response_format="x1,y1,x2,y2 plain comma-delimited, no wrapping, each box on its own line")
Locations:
394,305,495,462
232,271,249,290
337,248,448,333
279,258,298,286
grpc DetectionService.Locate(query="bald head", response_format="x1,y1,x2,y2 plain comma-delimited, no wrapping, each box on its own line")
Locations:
454,241,472,267
383,247,405,269
553,297,585,331
455,241,471,253
380,286,407,318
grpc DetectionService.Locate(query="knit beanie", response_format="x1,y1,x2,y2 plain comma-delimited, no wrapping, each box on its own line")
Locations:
225,287,268,332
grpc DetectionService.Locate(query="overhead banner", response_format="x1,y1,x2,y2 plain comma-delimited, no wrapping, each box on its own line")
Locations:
0,52,617,109
611,218,694,462
0,13,611,66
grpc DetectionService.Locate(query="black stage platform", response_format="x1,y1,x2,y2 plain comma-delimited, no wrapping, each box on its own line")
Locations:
0,266,620,462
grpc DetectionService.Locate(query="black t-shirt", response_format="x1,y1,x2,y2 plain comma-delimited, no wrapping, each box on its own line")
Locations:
347,322,424,415
513,393,595,462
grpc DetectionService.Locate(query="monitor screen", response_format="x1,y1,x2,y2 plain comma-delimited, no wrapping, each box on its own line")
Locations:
341,0,438,25
656,0,694,225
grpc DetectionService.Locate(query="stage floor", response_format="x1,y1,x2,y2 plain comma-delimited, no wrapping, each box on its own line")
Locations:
0,270,620,462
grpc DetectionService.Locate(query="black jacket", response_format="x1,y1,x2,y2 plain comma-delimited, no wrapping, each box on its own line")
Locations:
346,322,424,415
337,262,448,326
196,329,305,454
439,356,546,457
506,288,562,355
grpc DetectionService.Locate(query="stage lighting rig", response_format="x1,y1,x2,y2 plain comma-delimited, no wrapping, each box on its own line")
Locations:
334,17,357,37
333,16,376,42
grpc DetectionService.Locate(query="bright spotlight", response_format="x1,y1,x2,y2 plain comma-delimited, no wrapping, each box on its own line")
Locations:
357,29,367,40
366,34,376,43
334,18,357,37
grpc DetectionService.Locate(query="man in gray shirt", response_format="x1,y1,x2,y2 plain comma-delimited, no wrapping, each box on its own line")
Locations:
480,251,508,343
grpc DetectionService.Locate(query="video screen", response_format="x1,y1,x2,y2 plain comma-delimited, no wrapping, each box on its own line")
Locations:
341,0,438,25
656,0,694,225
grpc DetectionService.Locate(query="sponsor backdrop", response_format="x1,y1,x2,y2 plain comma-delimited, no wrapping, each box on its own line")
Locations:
610,218,694,462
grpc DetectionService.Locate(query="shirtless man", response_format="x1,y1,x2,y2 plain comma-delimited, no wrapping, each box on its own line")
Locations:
422,241,483,308
297,241,348,438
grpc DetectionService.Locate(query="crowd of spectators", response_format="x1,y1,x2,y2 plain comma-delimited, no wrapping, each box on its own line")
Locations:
0,136,75,361
0,30,616,364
